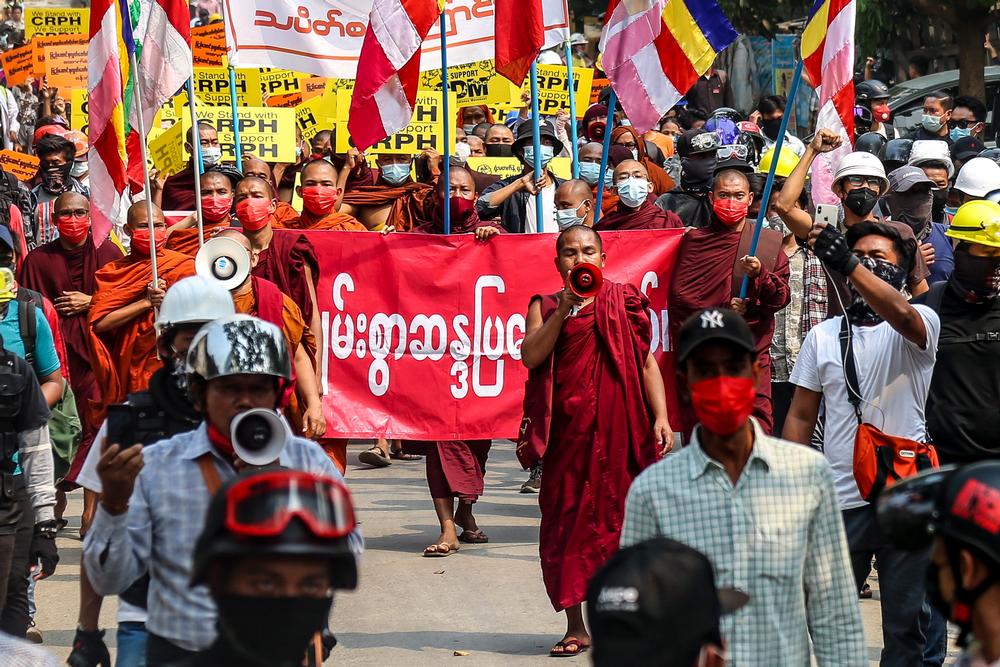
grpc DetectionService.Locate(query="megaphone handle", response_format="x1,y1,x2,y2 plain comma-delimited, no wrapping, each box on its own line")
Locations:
569,305,580,318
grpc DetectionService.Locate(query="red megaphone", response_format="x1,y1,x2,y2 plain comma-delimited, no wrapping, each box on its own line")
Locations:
569,262,604,298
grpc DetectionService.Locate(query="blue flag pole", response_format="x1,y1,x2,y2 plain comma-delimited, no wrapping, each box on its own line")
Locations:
593,89,616,225
563,36,579,179
440,11,451,234
228,64,243,168
738,59,803,299
529,61,544,233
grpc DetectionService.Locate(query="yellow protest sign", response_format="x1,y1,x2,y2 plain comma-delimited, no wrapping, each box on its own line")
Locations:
191,23,226,68
1,44,34,87
25,8,88,39
155,103,180,129
193,68,262,107
259,70,302,108
296,94,336,142
70,89,88,134
44,41,88,90
520,65,594,118
466,157,522,180
148,121,185,175
177,106,297,163
335,90,455,155
324,78,355,98
419,60,514,107
0,151,40,182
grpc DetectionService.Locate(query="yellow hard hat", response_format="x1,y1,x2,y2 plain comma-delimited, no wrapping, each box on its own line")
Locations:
946,200,1000,248
757,146,799,178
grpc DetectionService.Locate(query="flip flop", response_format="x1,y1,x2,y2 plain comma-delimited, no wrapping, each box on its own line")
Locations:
422,542,459,557
358,446,391,468
389,447,422,461
549,638,590,657
458,529,489,544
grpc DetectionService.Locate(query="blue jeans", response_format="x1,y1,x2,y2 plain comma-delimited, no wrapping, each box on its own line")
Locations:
116,622,148,667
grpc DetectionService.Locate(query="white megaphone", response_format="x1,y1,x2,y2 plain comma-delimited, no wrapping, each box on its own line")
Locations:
195,236,251,291
231,408,292,466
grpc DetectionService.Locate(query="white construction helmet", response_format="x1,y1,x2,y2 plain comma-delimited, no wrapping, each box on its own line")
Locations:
833,151,889,195
954,157,1000,198
155,275,236,336
908,139,954,178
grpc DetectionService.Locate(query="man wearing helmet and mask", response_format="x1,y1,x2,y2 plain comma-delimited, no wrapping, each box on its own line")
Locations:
69,275,236,667
879,462,1000,666
82,315,352,663
855,79,899,139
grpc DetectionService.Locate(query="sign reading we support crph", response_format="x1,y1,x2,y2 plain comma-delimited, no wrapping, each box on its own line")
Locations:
334,90,455,155
24,8,88,39
178,106,297,163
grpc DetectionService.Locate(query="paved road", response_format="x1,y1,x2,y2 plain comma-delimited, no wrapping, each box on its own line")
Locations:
33,441,953,665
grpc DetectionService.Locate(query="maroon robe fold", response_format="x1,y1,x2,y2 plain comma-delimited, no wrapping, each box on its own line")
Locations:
593,197,683,231
668,219,791,436
252,230,320,323
532,281,658,611
160,163,197,211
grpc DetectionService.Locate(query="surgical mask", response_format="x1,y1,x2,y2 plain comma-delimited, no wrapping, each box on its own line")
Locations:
712,197,750,226
949,126,971,142
484,143,513,158
201,195,233,224
579,162,611,188
236,197,272,231
380,163,411,185
462,124,476,135
215,595,333,667
69,161,87,179
301,185,339,215
454,142,471,164
617,178,649,208
846,256,907,325
129,226,166,256
200,146,222,168
951,247,1000,301
681,157,716,192
554,204,586,230
843,187,879,216
55,213,89,245
921,114,945,133
690,376,756,436
522,145,554,169
630,148,639,160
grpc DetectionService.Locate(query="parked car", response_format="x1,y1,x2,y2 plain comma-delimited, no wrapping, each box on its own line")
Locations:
888,67,1000,141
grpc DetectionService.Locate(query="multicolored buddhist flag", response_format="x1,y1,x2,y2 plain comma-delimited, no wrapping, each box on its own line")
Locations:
347,0,444,152
600,0,737,133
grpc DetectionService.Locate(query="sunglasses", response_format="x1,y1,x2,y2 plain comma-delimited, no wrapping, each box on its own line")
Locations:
947,119,979,130
225,471,356,539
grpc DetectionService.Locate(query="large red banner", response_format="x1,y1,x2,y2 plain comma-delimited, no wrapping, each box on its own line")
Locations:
300,229,684,440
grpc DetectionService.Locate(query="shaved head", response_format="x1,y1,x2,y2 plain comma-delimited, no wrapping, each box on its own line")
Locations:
126,201,165,230
216,228,253,252
613,159,648,181
556,224,602,252
580,142,603,161
242,158,272,182
301,158,338,184
556,179,593,201
236,175,276,201
712,168,750,192
53,191,88,216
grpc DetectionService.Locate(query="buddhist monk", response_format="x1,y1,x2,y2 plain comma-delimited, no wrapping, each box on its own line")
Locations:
553,179,595,229
87,201,195,422
594,160,684,231
233,176,323,360
19,192,122,480
164,170,235,256
287,159,366,231
610,125,674,194
241,157,298,226
157,122,220,211
579,142,618,215
339,152,435,231
668,168,790,436
519,225,671,656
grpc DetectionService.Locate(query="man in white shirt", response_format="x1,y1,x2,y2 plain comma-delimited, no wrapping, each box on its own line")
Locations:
783,220,940,667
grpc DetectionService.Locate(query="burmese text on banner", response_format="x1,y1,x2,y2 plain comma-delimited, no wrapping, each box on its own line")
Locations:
224,0,568,80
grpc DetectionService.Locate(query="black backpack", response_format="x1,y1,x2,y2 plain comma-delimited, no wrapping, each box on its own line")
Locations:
14,286,39,366
0,169,36,250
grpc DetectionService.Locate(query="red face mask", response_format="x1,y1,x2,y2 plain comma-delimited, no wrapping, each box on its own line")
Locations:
689,376,756,436
449,196,475,221
872,103,891,123
301,185,339,215
201,195,233,223
713,197,750,226
55,213,90,245
236,197,273,232
130,226,167,256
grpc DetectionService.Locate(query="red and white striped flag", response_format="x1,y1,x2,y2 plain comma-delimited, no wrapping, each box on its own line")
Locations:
347,0,443,152
494,0,544,85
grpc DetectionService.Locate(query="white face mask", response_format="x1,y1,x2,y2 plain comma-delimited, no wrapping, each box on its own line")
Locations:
630,148,639,160
617,178,650,208
69,161,87,178
462,124,476,135
554,203,587,230
454,142,471,163
201,145,222,167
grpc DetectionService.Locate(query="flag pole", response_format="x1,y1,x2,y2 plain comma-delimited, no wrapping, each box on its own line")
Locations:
185,77,205,247
563,34,579,178
440,10,451,235
738,59,803,299
128,49,158,286
593,89,616,225
228,65,243,168
529,61,544,232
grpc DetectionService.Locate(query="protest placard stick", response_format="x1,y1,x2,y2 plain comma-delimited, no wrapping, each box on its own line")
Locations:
529,62,544,232
440,11,451,235
127,49,158,285
593,89,616,225
185,77,205,246
738,59,803,299
228,67,243,166
563,31,579,178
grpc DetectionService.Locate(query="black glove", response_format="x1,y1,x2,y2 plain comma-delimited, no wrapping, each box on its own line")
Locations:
30,519,59,579
812,224,860,275
67,628,111,667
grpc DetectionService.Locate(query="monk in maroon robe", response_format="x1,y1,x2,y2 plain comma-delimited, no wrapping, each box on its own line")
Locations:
19,192,123,481
669,168,790,437
594,160,683,231
157,122,219,211
519,225,671,656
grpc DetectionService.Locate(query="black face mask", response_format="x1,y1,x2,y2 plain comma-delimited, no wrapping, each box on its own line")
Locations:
761,117,782,141
931,188,948,221
40,162,72,194
846,256,907,325
215,595,333,667
681,156,716,192
886,190,933,237
951,247,1000,301
843,187,879,216
484,143,513,158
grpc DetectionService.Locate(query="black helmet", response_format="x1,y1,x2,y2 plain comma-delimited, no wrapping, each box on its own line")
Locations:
709,107,743,125
191,468,358,590
853,105,874,135
979,147,1000,165
883,138,913,172
855,132,888,159
856,79,891,102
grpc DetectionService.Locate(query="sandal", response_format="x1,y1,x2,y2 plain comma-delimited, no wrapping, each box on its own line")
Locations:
422,542,459,557
389,447,422,461
358,446,391,468
458,529,489,544
859,583,873,599
549,638,590,657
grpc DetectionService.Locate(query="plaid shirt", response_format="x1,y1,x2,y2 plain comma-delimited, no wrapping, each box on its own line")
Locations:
83,423,356,652
772,244,827,381
621,419,864,667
